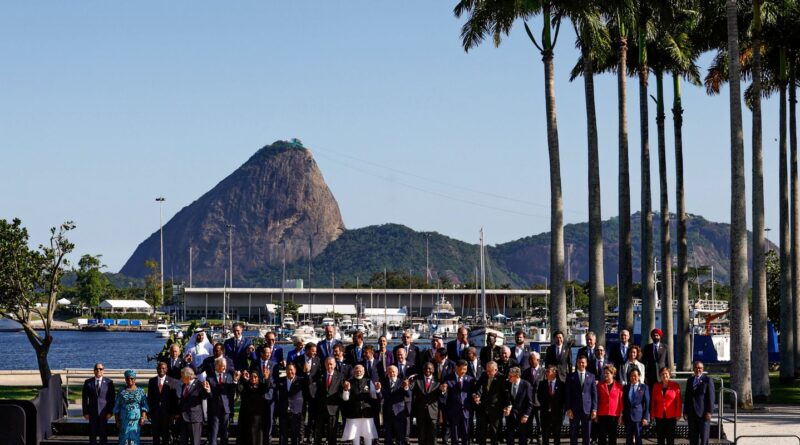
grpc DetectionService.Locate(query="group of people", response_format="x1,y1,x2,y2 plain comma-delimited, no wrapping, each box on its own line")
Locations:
81,324,716,445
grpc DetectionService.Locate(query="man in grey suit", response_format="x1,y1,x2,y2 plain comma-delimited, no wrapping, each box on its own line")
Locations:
177,367,208,445
82,363,115,445
684,361,715,445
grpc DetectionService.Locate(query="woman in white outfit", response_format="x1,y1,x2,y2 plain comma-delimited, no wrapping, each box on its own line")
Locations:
618,344,645,385
342,364,380,445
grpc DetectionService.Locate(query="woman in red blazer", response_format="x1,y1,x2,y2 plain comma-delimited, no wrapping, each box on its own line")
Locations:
594,364,624,445
651,367,682,445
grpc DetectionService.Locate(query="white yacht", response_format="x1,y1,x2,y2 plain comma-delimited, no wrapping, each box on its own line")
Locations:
282,316,297,330
428,296,459,337
155,324,171,338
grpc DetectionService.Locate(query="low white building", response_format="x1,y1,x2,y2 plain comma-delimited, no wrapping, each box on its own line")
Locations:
99,299,152,314
364,307,407,326
297,304,357,315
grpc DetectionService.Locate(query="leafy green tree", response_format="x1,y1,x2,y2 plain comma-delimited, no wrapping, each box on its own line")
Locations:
0,218,74,387
144,259,162,313
766,249,781,326
75,254,108,309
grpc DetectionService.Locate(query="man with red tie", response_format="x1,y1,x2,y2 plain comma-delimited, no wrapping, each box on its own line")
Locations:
147,361,177,445
315,357,343,445
411,363,440,445
177,367,208,445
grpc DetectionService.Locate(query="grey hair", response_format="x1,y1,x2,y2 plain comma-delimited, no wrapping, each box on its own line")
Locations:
530,351,541,360
486,361,498,370
502,346,511,354
181,367,195,378
586,331,596,339
508,367,522,377
214,357,227,368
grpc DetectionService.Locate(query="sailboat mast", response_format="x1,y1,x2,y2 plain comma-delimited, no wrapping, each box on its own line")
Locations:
480,228,487,325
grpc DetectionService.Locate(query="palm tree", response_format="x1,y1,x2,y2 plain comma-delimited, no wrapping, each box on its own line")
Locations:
725,0,753,408
454,0,568,334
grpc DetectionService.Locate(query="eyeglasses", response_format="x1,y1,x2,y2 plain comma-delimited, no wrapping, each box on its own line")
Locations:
95,368,104,371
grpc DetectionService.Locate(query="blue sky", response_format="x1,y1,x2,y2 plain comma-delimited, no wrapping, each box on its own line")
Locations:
0,2,782,272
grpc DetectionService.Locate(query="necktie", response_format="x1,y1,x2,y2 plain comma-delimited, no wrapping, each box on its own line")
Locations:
557,346,561,358
183,383,190,399
629,385,636,403
425,378,430,391
158,379,163,392
579,373,585,386
96,380,101,396
468,362,475,376
513,384,518,399
263,362,268,376
458,378,462,390
598,361,603,375
357,347,362,360
654,344,658,357
327,374,332,389
622,345,627,359
694,377,700,389
487,377,492,391
218,375,223,385
288,379,292,391
549,381,554,396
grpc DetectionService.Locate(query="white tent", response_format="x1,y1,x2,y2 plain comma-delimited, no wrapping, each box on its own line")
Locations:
57,298,71,305
99,299,152,313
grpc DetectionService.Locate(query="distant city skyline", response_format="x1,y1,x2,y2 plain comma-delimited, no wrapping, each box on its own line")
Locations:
0,2,782,272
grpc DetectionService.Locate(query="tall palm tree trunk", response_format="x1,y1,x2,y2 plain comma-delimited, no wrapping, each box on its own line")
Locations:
639,14,655,346
673,73,691,372
656,71,673,366
618,36,635,333
584,53,606,345
791,61,800,375
542,6,566,335
726,0,752,408
750,0,770,397
779,48,796,383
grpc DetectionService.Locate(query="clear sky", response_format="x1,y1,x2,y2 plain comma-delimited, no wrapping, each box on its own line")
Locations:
0,2,782,273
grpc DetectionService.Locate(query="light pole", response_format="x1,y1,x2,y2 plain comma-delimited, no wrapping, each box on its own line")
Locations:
155,197,165,314
226,224,234,323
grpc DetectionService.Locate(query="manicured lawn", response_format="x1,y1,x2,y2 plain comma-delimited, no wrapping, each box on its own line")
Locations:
0,385,82,403
711,372,800,404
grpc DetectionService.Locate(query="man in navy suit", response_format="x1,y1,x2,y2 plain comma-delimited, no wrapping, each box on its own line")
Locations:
576,332,598,368
433,347,455,382
380,365,412,445
684,361,715,445
622,368,649,445
522,352,545,440
294,343,322,442
473,361,508,445
278,363,308,445
204,358,238,445
82,363,115,445
608,329,632,369
545,331,572,382
447,326,473,361
442,360,475,445
393,347,416,380
504,367,533,445
393,330,421,368
223,323,252,371
177,367,209,445
344,331,367,365
512,331,533,371
362,346,382,432
250,346,280,439
411,363,440,445
565,355,597,445
316,325,341,360
148,361,177,445
333,343,353,380
537,366,565,445
201,343,236,378
164,344,190,379
257,330,285,364
465,347,484,380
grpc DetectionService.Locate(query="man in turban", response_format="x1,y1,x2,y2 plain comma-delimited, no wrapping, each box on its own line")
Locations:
642,328,670,388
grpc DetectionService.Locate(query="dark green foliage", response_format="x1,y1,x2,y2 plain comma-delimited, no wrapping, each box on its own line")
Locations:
75,254,108,309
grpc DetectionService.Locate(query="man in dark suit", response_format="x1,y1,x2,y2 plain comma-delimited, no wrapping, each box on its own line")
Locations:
164,344,190,380
465,346,484,380
362,345,382,382
333,343,353,380
82,363,115,445
251,346,281,439
314,357,343,445
505,367,533,445
479,332,502,366
608,329,632,370
380,365,412,445
544,331,572,382
447,326,473,361
294,343,322,442
420,335,445,366
176,367,208,445
278,363,309,445
344,331,367,366
393,330,421,368
565,355,597,445
588,345,607,379
622,368,649,445
223,323,252,371
257,330,285,364
316,325,341,361
684,361,715,445
522,352,545,440
642,328,671,387
148,361,177,445
537,366,565,445
576,332,598,367
441,360,475,445
201,343,235,378
472,361,507,445
286,337,306,364
433,347,455,382
496,346,519,377
411,363,440,445
204,358,238,445
393,347,417,380
512,330,533,371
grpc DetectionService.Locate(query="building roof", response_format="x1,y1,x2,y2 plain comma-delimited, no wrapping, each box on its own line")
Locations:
364,308,407,316
99,299,152,309
297,304,357,315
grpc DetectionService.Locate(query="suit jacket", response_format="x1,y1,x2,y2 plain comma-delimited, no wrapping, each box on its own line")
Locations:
565,371,597,416
411,376,440,420
393,361,417,381
295,354,322,397
473,373,508,416
642,342,670,384
344,343,366,366
200,355,236,378
576,346,598,364
177,379,208,423
496,358,519,377
163,357,189,380
286,348,305,364
521,366,545,407
511,345,532,371
447,340,473,361
544,344,572,382
380,377,412,419
147,375,178,418
315,371,344,416
335,361,353,380
596,380,624,417
479,345,502,366
277,376,309,415
442,374,475,420
608,342,631,369
651,381,682,419
683,374,715,418
250,359,281,384
588,356,609,378
82,377,115,417
393,344,419,368
466,359,484,380
316,338,341,360
362,359,382,382
622,383,650,423
536,379,565,417
206,373,237,416
223,336,252,370
506,379,533,421
419,348,437,366
433,359,455,382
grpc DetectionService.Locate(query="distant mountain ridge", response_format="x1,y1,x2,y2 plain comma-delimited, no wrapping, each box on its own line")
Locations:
120,141,762,287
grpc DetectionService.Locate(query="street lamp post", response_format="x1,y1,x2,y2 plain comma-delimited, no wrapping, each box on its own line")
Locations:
155,197,165,314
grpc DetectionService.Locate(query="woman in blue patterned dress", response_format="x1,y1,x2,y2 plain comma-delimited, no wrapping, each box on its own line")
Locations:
113,370,149,445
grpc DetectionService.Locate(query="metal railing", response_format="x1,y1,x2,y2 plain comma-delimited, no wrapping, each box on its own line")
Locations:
735,435,800,445
719,387,738,442
62,369,157,402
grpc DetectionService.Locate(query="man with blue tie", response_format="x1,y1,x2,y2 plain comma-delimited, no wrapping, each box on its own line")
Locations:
684,361,715,445
545,331,572,382
504,367,533,445
442,360,475,445
203,358,238,445
278,363,308,445
622,368,649,445
317,325,341,360
82,363,115,445
380,365,411,445
223,323,251,371
609,329,631,370
447,327,473,361
565,356,597,445
344,331,366,365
